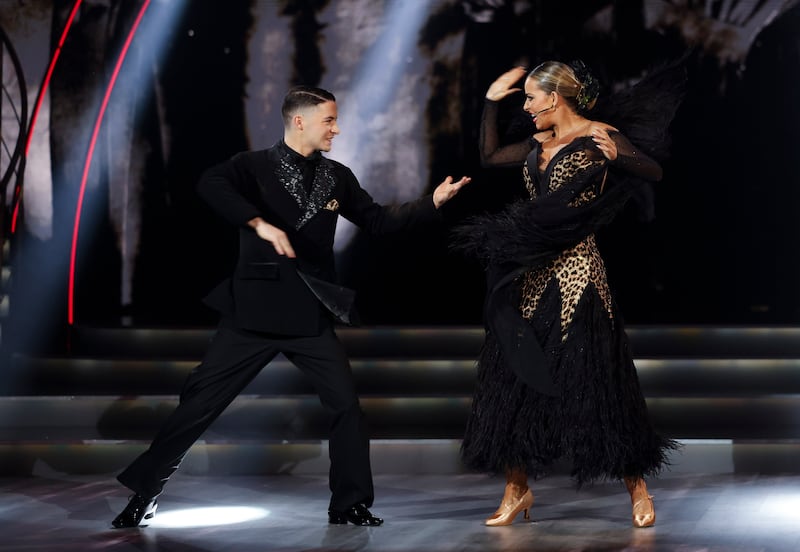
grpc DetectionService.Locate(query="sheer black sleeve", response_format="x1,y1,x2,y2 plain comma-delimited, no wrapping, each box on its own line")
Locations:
479,100,534,168
609,131,663,182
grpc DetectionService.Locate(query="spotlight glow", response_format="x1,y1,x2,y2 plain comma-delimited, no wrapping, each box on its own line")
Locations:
67,0,153,325
11,0,83,234
760,494,800,523
331,1,433,251
146,506,270,528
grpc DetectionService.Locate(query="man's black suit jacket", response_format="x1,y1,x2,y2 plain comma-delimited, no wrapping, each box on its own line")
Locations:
197,140,440,336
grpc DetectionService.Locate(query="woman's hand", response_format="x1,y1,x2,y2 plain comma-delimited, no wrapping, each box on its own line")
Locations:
589,123,619,161
485,67,527,101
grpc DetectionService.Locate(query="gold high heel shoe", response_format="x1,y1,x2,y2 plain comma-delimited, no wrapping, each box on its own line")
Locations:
625,476,655,528
485,488,534,526
632,495,655,528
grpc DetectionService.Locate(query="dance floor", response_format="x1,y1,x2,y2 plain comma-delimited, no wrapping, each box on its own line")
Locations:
3,325,800,550
2,444,799,551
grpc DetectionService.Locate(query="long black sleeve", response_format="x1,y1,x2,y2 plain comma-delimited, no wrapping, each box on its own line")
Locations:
337,165,440,236
479,100,534,168
608,131,663,182
196,152,262,227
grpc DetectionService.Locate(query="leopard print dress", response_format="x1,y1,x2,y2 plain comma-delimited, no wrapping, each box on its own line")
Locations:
460,138,676,485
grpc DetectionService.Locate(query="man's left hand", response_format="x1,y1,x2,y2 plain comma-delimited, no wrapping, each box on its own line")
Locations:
433,175,471,209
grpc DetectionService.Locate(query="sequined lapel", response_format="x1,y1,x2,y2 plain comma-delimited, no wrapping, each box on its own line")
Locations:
276,149,307,209
298,158,335,229
276,149,336,229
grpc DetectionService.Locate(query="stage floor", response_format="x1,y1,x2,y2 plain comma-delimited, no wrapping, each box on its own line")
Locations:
2,468,799,551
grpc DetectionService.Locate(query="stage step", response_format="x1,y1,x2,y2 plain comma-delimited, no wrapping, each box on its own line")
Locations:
2,440,799,478
64,325,800,358
6,355,800,397
2,325,800,476
0,394,799,440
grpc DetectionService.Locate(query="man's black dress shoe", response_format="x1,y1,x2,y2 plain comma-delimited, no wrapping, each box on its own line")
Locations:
328,503,384,526
111,494,158,528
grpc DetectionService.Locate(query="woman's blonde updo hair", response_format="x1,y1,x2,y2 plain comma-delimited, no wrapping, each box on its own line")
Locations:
528,60,599,114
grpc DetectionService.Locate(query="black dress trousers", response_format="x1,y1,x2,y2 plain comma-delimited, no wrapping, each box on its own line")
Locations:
116,321,374,511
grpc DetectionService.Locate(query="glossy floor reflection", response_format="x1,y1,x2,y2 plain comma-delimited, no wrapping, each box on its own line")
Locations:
2,469,800,551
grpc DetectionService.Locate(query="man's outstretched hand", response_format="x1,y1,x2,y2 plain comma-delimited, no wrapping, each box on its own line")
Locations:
433,175,471,209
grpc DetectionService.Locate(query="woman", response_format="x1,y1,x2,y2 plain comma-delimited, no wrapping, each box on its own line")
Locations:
454,61,681,528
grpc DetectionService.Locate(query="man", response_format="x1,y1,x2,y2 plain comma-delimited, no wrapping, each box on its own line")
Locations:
111,85,470,528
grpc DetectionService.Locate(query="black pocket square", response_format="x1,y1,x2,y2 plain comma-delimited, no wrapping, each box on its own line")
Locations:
296,270,360,326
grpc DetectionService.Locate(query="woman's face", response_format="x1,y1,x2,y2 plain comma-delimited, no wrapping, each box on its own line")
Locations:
523,78,555,129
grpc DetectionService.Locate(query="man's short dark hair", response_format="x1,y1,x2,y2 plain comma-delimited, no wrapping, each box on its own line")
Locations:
282,86,336,126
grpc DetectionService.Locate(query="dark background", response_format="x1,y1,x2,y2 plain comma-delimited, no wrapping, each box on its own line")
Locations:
5,0,800,355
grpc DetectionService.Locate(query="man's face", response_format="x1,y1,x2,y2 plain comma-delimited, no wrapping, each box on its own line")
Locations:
300,100,340,152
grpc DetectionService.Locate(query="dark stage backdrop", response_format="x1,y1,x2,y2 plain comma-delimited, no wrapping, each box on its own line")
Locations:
3,0,800,349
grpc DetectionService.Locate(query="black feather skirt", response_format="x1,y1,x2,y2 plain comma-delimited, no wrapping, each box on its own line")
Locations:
460,277,678,486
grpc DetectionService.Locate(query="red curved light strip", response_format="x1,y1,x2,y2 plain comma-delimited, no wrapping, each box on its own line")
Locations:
11,0,83,234
68,0,152,325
